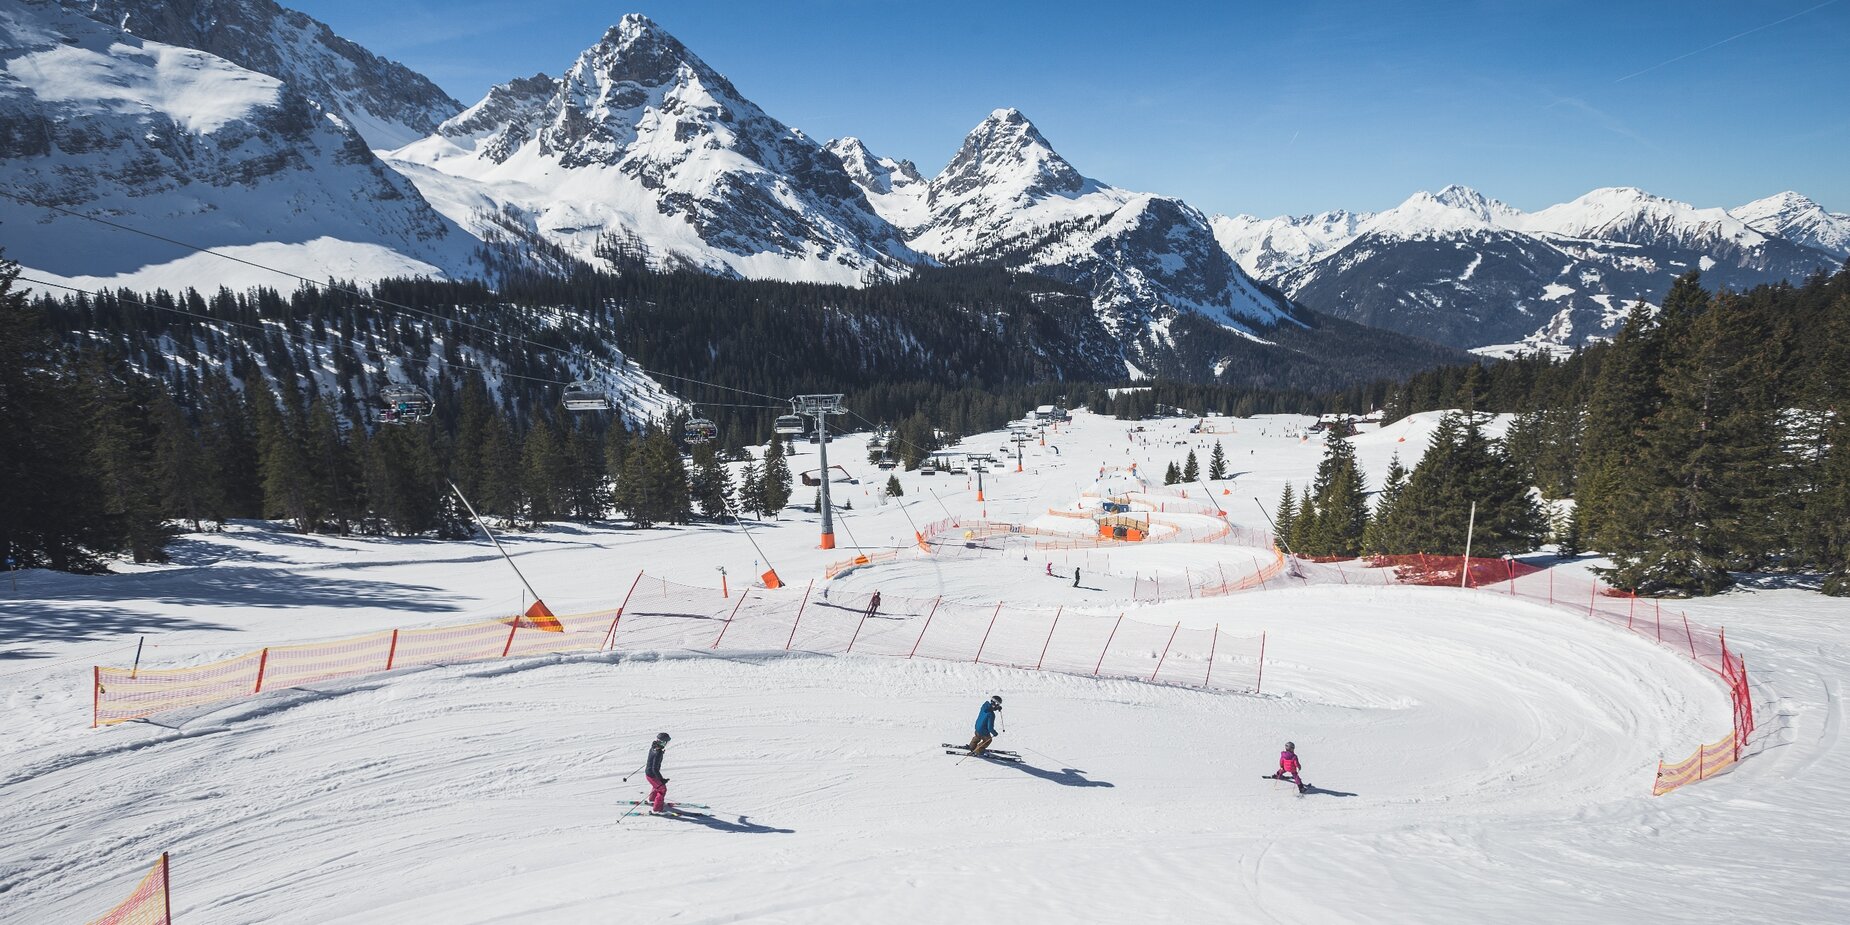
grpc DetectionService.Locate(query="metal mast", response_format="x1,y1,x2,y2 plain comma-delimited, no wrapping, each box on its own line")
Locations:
794,394,847,549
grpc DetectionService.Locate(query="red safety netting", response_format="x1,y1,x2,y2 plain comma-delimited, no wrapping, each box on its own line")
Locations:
1341,555,1756,794
85,853,170,925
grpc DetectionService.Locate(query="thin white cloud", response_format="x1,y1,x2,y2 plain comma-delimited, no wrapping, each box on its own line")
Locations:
1615,0,1842,83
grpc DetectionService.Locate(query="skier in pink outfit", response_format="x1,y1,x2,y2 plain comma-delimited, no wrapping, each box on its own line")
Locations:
1272,741,1306,793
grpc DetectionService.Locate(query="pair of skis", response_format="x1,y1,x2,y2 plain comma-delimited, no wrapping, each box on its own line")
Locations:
943,743,1022,762
624,800,711,817
1262,774,1309,794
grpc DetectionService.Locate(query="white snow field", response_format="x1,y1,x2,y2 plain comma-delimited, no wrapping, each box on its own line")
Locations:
3,411,1846,923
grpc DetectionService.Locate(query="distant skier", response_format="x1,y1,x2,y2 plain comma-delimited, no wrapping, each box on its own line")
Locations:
967,695,1003,756
644,732,672,813
1046,562,1054,577
1073,566,1081,588
1271,741,1306,793
864,591,882,620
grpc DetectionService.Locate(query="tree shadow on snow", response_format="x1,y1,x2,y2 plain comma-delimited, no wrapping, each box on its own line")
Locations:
664,813,794,834
0,604,219,658
0,567,461,616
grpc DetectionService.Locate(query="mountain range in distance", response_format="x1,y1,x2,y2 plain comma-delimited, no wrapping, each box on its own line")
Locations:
4,0,1844,384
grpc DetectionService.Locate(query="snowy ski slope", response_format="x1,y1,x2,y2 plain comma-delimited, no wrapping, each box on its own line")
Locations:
1,411,1844,923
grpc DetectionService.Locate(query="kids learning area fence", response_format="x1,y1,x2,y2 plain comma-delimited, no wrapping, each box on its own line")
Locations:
93,575,1267,728
85,853,171,925
91,551,1751,795
1251,553,1756,795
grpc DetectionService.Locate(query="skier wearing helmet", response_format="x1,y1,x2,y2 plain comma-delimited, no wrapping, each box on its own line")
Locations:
645,732,672,814
1272,741,1306,793
967,696,1003,756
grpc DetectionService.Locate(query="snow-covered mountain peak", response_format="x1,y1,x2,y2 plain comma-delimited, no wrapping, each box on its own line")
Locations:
1210,209,1371,280
2,0,480,290
57,0,462,149
930,108,1090,207
1430,184,1520,220
574,13,718,91
432,73,558,163
1517,186,1763,247
1360,186,1520,238
827,137,924,191
389,14,915,284
1731,191,1850,259
824,137,929,229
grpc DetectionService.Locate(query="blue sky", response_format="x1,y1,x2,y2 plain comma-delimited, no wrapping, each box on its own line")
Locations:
290,0,1849,217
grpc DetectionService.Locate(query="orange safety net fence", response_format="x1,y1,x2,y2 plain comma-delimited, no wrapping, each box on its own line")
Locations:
94,608,617,726
612,575,1270,694
94,572,1267,726
86,853,169,925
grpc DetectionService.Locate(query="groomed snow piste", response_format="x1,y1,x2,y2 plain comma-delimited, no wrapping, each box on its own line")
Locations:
2,411,1844,923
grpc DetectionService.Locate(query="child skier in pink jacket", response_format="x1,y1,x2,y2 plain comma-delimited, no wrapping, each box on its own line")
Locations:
1273,742,1306,793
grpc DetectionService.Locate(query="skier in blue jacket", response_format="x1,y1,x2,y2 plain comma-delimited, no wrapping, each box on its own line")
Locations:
967,695,1002,755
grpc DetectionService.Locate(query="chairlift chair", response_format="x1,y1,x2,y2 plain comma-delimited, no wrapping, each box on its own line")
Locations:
684,417,719,445
562,380,612,412
774,414,805,436
378,385,434,424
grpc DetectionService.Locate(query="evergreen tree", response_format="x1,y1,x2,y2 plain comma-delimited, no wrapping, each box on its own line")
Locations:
1289,487,1317,554
737,461,763,518
1275,483,1298,546
79,355,168,562
563,418,609,519
1575,282,1697,549
690,443,735,520
0,255,107,570
1182,450,1200,483
250,378,319,531
520,417,568,524
1362,453,1409,555
450,374,494,504
476,413,522,518
1164,461,1181,485
1554,504,1583,558
760,436,792,518
363,423,446,535
1604,290,1782,594
304,398,358,534
151,391,216,532
886,473,904,497
620,428,690,527
1393,413,1544,556
1303,426,1368,557
196,369,261,521
1207,441,1228,480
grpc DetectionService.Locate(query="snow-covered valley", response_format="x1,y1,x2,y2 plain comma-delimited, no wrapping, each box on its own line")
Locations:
3,412,1844,923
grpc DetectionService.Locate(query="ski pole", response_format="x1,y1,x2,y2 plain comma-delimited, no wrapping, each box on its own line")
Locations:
618,794,649,824
621,763,646,783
